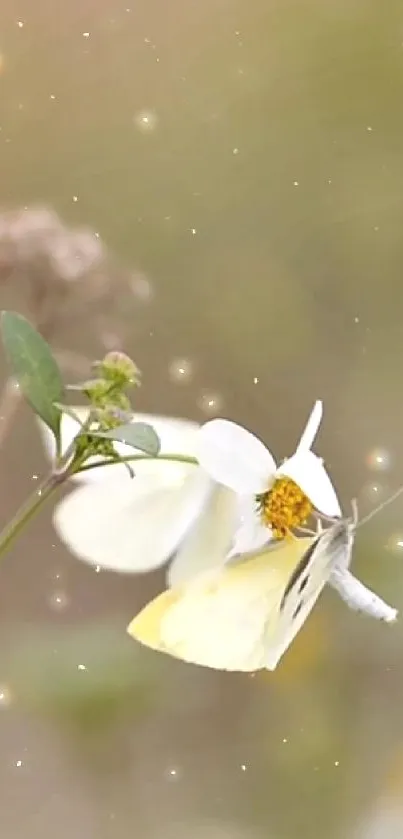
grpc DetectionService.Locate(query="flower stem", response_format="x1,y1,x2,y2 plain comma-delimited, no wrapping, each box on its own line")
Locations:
0,472,62,560
76,452,198,474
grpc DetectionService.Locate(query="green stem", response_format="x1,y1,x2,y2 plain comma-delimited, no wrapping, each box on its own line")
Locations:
76,452,198,474
0,472,62,560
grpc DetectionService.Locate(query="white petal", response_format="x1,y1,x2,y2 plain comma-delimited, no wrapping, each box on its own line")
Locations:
295,400,323,452
37,411,201,485
196,419,276,494
278,449,342,517
54,463,211,573
167,484,238,587
228,496,272,556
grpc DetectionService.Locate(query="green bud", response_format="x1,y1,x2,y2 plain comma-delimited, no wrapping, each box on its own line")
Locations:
90,405,127,431
68,378,112,403
95,352,141,388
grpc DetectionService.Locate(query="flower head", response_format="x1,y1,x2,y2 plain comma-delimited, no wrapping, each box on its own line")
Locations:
196,400,341,555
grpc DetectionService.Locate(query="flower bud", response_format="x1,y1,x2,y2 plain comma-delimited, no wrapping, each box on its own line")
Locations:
96,352,140,388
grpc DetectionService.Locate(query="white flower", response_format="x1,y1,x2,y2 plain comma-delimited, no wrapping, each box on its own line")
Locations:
38,409,213,574
196,400,342,555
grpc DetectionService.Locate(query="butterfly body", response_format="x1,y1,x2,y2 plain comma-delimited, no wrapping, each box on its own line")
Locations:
327,518,397,623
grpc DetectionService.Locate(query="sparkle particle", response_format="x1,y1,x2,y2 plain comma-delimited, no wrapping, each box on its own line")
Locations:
48,590,69,611
133,110,158,132
164,765,181,781
168,358,193,384
197,392,223,416
366,447,390,472
0,686,13,707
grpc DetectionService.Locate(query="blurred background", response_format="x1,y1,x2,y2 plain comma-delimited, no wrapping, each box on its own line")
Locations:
1,1,403,837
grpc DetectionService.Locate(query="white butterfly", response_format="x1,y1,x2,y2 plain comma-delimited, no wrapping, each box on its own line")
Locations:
127,522,375,671
128,504,398,672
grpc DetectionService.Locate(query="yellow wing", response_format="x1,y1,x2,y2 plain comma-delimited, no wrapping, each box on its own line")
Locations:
127,536,314,672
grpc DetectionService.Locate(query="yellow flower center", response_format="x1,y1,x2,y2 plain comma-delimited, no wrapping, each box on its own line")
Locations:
258,476,312,539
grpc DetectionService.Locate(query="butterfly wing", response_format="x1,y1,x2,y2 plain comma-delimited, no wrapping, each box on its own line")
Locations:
265,521,351,670
128,536,314,671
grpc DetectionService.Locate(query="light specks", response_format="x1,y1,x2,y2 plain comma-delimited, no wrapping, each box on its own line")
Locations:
48,590,69,611
366,447,390,472
164,765,181,781
0,685,13,708
197,392,224,416
169,358,193,384
133,110,158,132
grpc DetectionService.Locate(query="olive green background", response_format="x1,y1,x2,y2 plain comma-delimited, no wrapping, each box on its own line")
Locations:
1,2,403,837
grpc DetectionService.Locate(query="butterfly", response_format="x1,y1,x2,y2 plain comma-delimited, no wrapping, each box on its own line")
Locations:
128,478,403,673
127,520,355,672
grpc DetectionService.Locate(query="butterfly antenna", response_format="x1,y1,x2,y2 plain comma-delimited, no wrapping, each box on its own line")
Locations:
357,484,403,529
351,498,359,527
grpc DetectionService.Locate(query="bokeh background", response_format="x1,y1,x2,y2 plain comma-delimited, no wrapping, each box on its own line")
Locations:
1,1,403,837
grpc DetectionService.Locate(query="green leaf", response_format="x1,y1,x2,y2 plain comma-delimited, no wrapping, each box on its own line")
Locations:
1,311,64,441
90,422,161,456
53,402,85,427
